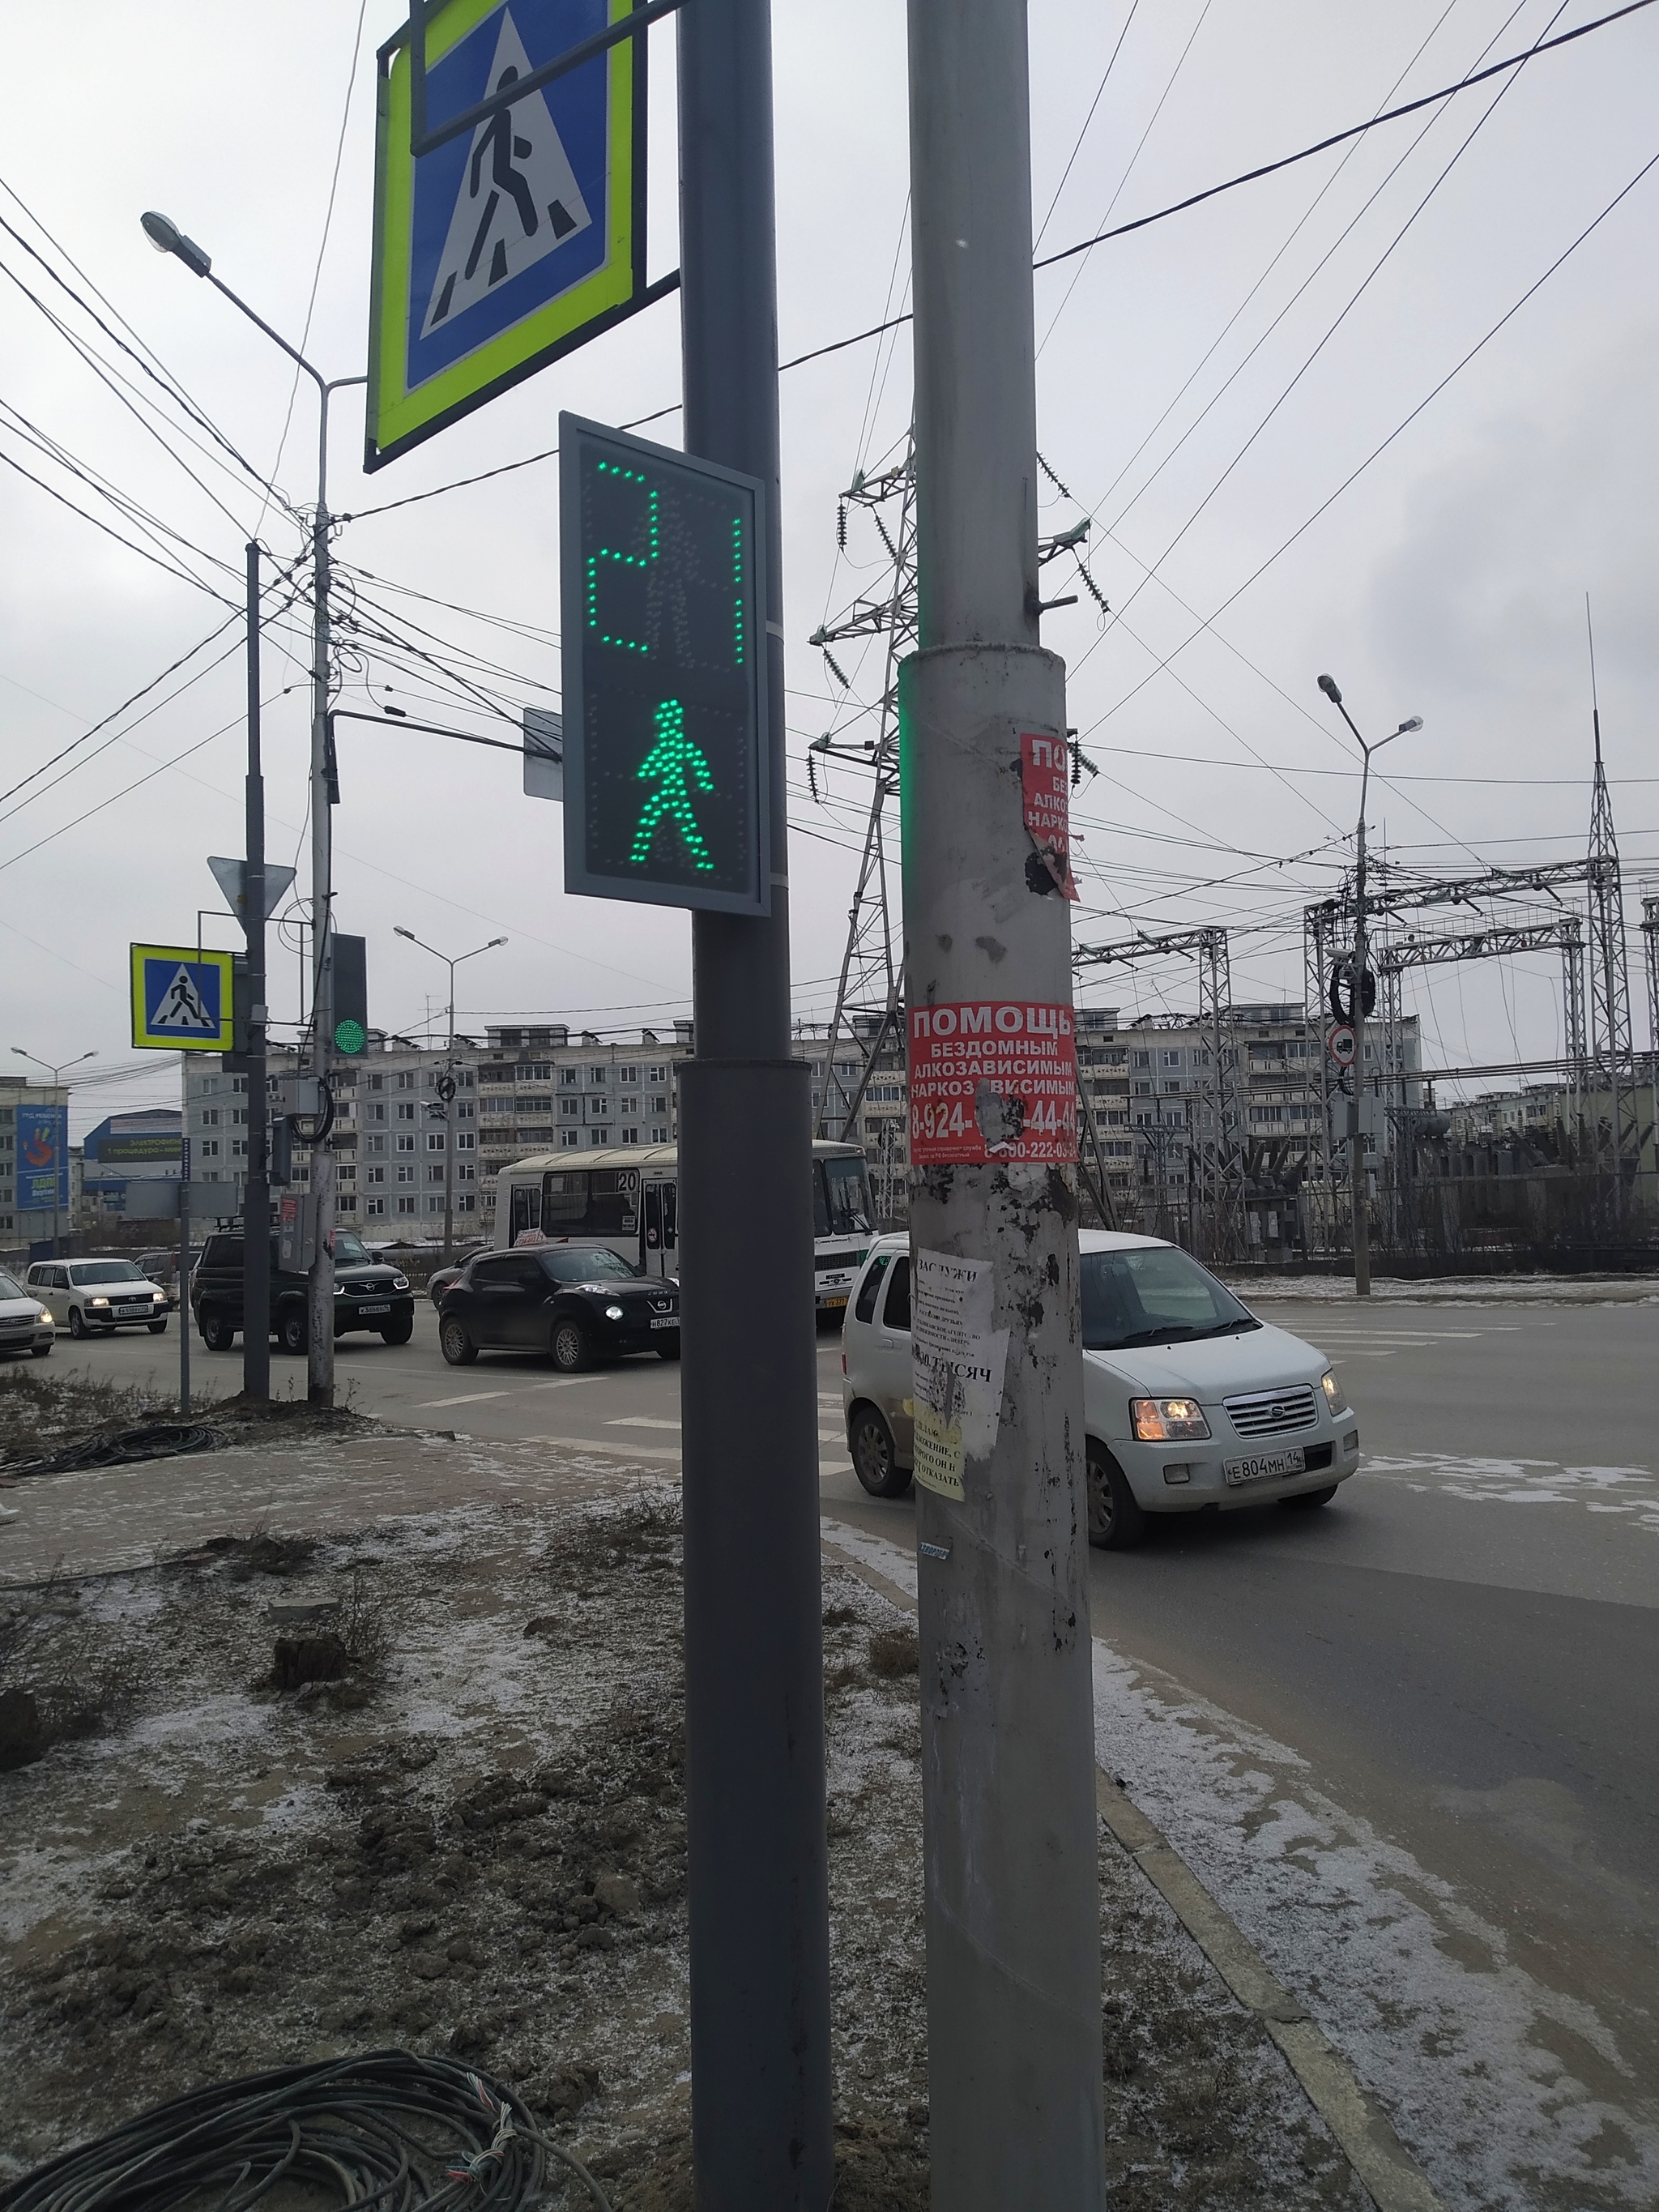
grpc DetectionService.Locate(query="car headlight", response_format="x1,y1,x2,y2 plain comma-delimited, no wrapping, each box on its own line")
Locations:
1130,1396,1211,1443
152,1291,166,1303
35,1306,51,1324
603,1304,625,1321
1321,1369,1347,1416
89,1296,110,1309
391,1275,410,1291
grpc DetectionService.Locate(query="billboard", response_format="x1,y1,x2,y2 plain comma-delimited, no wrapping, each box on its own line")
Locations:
18,1103,68,1213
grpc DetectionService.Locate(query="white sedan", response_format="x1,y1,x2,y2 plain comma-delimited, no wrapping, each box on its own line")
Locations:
840,1228,1359,1547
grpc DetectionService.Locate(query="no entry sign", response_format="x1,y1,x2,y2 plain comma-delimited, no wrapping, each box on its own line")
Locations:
908,1001,1079,1166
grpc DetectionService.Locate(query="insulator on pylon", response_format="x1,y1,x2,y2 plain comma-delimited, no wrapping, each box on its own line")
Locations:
806,754,819,803
825,650,851,690
837,503,847,550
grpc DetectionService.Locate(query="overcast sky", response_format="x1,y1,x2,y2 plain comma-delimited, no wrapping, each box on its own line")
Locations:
2,0,1655,1136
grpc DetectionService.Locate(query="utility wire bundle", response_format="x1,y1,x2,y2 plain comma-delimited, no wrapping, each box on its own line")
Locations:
0,2050,610,2212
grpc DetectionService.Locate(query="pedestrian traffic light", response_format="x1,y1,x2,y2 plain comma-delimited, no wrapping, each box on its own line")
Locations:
559,414,769,916
333,933,368,1055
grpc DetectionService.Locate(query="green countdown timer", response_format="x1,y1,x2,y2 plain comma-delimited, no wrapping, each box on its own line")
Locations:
559,413,769,916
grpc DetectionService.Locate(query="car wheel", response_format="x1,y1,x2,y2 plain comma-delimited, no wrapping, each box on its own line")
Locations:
380,1315,415,1346
68,1308,87,1340
439,1317,477,1367
200,1310,237,1353
1281,1483,1338,1510
551,1317,592,1373
277,1305,308,1357
655,1331,681,1361
31,1339,53,1358
147,1318,168,1335
1087,1443,1146,1550
850,1404,911,1499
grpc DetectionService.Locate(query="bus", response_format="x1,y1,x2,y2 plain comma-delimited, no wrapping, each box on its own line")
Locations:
489,1140,877,1312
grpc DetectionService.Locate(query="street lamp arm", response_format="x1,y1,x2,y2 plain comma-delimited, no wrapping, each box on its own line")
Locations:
201,270,328,391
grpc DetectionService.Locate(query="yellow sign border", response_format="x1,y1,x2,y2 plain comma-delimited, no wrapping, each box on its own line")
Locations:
130,943,236,1053
368,0,640,470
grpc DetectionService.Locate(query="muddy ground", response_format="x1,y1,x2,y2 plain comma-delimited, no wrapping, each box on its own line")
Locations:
0,1486,1367,2208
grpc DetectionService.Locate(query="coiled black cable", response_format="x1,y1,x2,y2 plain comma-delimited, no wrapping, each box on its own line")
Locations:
0,2050,611,2212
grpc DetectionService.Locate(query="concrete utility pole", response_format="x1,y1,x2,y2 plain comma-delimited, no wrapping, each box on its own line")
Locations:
1317,677,1420,1298
904,2,1105,2202
676,0,833,2202
243,542,271,1401
140,210,365,1402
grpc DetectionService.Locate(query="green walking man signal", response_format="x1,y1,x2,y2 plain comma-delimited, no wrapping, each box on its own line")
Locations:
631,700,714,873
560,414,769,916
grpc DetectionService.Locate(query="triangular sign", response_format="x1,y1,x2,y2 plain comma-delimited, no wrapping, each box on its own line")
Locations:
420,9,594,339
207,856,296,922
156,964,217,1031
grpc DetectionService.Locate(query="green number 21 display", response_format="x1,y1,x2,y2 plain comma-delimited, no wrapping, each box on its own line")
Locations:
559,413,769,915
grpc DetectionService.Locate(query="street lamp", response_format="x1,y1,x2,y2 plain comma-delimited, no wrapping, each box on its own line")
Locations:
145,209,366,1408
393,930,508,1262
11,1048,95,1258
1316,676,1423,1297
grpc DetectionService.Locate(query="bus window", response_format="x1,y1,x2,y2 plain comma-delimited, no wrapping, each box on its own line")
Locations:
644,1185,663,1251
544,1172,590,1231
823,1155,873,1236
510,1183,542,1240
541,1168,641,1238
661,1182,677,1251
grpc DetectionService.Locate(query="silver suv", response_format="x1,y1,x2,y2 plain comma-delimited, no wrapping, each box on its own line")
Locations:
25,1258,169,1339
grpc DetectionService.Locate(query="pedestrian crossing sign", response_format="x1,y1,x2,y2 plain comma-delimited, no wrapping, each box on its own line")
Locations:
367,0,649,469
130,944,236,1052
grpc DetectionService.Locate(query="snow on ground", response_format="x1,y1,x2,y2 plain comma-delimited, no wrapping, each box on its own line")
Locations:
827,1518,1659,2212
1361,1450,1659,1535
1224,1275,1659,1306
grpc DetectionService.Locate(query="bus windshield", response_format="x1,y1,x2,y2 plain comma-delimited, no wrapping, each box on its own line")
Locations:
815,1155,873,1239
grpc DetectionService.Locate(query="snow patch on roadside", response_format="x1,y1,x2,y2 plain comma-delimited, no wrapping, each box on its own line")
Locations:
1223,1274,1659,1307
1362,1451,1659,1533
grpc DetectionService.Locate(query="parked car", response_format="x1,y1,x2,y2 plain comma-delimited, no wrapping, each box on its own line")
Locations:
25,1258,169,1339
190,1228,415,1355
0,1267,54,1358
840,1229,1360,1547
437,1241,679,1371
426,1244,489,1309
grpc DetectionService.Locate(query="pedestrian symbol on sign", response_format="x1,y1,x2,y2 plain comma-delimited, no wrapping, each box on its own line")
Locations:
161,965,216,1031
420,7,592,337
629,699,714,873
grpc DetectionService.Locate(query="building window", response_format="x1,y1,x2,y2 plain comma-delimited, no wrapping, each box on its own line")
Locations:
368,1104,386,1124
368,1135,386,1156
397,1165,416,1185
427,1133,446,1152
396,1135,416,1154
559,1068,578,1087
650,1095,668,1115
458,1194,476,1213
561,1130,580,1148
586,1065,608,1087
201,1139,220,1158
1162,1050,1182,1068
621,1129,638,1145
559,1098,579,1120
650,1125,670,1144
396,1102,416,1121
618,1065,639,1085
367,1074,384,1092
368,1167,386,1185
648,1065,667,1083
586,1097,608,1120
200,1109,220,1127
396,1072,416,1090
588,1129,606,1146
367,1196,386,1216
1133,1050,1151,1069
458,1164,476,1183
428,1166,445,1185
456,1133,476,1151
397,1196,416,1215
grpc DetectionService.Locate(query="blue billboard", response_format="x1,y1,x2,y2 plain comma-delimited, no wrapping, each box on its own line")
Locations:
18,1103,68,1213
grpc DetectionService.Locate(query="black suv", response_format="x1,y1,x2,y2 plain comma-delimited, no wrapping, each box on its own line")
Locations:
191,1230,416,1356
437,1241,679,1371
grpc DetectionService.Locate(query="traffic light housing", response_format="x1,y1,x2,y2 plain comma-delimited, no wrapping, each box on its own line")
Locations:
333,934,368,1056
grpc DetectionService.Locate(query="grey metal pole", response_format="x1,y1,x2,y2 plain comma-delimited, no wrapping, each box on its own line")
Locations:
243,541,271,1399
676,0,833,2202
1351,763,1372,1297
179,1059,191,1418
905,2,1106,2203
443,957,455,1266
905,0,1107,2192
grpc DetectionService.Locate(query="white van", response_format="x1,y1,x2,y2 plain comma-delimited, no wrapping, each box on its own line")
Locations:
490,1139,876,1311
839,1228,1359,1547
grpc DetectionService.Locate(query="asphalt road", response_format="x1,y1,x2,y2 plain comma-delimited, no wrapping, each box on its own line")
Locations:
28,1291,1659,2120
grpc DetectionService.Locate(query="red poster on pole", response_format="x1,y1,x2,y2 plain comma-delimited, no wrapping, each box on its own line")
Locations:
1020,731,1078,900
908,1001,1079,1165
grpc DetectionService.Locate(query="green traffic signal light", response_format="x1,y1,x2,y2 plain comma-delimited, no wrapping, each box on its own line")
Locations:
334,1017,366,1056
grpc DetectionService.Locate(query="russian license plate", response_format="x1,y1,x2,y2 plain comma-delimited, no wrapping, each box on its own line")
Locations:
1223,1445,1306,1487
117,1305,150,1318
357,1302,390,1317
821,1295,848,1309
650,1316,677,1329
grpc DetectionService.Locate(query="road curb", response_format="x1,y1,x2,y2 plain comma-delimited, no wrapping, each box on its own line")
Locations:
822,1531,1444,2212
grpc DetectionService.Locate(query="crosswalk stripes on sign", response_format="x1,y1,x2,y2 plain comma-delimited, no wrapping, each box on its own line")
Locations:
420,7,593,339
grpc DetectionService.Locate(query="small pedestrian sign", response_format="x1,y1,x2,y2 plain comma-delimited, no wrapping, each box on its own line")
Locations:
130,944,236,1053
560,414,769,916
368,0,649,469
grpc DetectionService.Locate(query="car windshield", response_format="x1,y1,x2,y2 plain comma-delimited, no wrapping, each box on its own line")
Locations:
331,1232,372,1264
540,1247,641,1283
1081,1246,1260,1352
816,1155,873,1238
70,1262,147,1286
0,1270,23,1300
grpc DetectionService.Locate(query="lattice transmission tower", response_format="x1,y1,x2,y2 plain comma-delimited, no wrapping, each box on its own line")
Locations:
805,440,1108,1160
1585,651,1638,1215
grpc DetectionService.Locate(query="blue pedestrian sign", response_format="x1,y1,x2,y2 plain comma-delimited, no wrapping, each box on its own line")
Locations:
368,0,652,469
130,944,236,1053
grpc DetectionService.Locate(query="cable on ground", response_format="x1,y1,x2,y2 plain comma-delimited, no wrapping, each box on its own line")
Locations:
0,2050,612,2212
